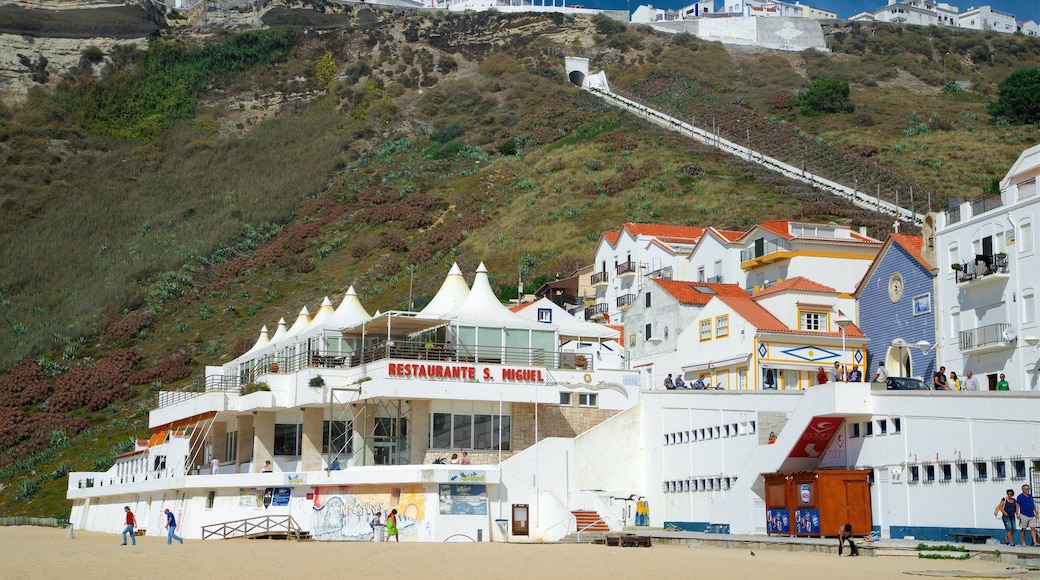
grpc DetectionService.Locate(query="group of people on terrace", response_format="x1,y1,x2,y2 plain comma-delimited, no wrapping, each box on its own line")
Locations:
663,373,707,390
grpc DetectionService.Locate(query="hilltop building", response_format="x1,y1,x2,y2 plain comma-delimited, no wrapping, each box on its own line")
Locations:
850,1,1030,35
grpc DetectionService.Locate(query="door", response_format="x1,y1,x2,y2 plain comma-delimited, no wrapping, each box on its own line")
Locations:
512,504,529,536
373,441,396,465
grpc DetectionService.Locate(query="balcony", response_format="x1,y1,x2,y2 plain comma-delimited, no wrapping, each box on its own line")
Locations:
616,260,637,278
706,274,724,284
648,266,673,280
617,293,636,310
584,302,609,321
591,271,609,286
958,322,1013,354
740,238,792,268
954,253,1009,286
970,193,1003,216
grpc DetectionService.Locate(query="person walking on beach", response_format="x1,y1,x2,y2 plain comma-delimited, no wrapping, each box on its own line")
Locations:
164,509,183,545
996,489,1018,546
385,509,399,542
121,506,137,546
838,523,859,556
1018,484,1037,547
369,511,382,542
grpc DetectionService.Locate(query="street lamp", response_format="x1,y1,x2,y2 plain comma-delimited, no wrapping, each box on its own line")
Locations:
648,336,663,390
943,51,951,85
835,315,852,379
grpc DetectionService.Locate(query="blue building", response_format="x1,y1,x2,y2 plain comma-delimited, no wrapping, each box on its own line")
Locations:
853,234,937,381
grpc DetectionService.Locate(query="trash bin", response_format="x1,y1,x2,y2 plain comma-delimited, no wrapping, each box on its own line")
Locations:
373,523,385,542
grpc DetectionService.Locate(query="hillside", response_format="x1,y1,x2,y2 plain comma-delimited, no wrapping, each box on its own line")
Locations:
1,5,1039,517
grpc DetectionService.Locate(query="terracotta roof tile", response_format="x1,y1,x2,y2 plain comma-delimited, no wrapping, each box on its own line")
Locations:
623,222,705,241
716,296,789,331
890,234,933,269
652,280,749,305
752,276,838,299
601,230,621,246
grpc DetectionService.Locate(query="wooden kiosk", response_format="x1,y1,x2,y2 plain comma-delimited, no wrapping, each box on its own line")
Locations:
764,469,872,537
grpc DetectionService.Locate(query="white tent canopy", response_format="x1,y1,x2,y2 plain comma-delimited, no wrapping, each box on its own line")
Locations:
419,262,470,317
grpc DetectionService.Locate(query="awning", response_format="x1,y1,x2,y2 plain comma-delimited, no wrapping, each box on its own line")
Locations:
682,353,751,374
341,311,449,339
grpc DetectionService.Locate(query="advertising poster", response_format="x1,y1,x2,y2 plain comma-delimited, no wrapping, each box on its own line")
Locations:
794,509,821,534
439,484,488,515
239,488,259,507
767,509,790,534
272,487,291,507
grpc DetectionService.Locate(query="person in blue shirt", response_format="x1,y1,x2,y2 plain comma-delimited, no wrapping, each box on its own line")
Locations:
164,509,183,545
1018,484,1037,547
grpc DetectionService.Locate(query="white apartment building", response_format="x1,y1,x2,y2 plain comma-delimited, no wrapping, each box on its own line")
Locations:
959,5,1017,33
851,0,960,27
587,223,704,324
933,143,1040,391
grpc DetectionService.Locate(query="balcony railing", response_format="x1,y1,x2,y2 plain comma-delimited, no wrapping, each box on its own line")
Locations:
947,206,961,225
648,266,673,279
591,271,609,285
970,193,1003,216
958,322,1012,352
584,302,609,320
706,274,724,284
954,253,1009,283
740,238,792,263
617,293,636,309
616,260,637,276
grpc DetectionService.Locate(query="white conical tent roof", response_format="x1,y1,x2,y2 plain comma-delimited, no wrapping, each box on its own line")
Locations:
270,318,288,342
282,306,311,340
442,263,552,330
519,297,618,340
243,325,270,356
420,262,471,317
327,286,372,329
292,297,335,342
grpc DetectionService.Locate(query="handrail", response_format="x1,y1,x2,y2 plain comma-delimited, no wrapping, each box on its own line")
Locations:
201,515,304,540
576,515,608,543
544,513,576,540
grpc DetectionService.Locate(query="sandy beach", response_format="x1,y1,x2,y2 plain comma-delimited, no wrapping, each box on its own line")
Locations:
1,526,1030,580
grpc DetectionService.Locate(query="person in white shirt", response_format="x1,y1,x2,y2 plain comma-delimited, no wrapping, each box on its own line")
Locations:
210,457,220,475
872,361,888,383
962,370,979,391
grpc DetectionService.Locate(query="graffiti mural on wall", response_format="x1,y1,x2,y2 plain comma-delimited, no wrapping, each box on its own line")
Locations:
311,485,427,541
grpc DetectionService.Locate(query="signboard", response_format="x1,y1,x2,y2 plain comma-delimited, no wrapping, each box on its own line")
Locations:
794,509,820,534
272,487,291,507
263,487,273,509
439,484,488,515
449,471,486,483
799,483,812,505
788,417,844,458
239,488,259,507
767,509,790,534
387,363,546,383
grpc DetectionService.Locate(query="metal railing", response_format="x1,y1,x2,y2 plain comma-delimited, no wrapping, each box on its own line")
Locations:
584,302,609,320
616,260,637,276
970,193,1003,216
958,322,1012,351
202,515,305,540
617,293,636,308
706,274,724,284
590,270,609,285
740,237,792,262
954,253,1010,283
947,206,962,225
648,266,673,279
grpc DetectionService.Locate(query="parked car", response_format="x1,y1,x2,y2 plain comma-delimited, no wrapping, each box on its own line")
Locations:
885,376,928,390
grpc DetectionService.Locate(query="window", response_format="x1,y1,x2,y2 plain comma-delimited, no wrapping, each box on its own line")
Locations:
799,311,826,331
699,319,712,340
878,419,887,435
1024,288,1037,325
559,392,572,405
645,324,653,341
715,316,729,337
274,423,302,456
925,464,935,482
851,423,860,438
225,431,238,463
994,460,1006,479
323,420,351,455
975,461,988,480
1021,218,1034,253
892,418,901,433
942,464,952,481
1013,459,1026,479
578,393,598,407
865,421,874,436
433,413,509,450
537,308,552,323
697,266,705,282
957,463,969,481
909,465,920,483
645,292,652,308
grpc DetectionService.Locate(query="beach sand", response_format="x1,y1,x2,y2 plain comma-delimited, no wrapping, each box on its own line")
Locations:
0,526,1023,579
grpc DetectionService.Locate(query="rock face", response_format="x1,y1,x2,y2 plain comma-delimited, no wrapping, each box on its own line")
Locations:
0,33,149,103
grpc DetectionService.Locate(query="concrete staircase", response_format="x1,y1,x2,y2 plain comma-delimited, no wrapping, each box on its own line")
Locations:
572,510,610,533
558,531,607,544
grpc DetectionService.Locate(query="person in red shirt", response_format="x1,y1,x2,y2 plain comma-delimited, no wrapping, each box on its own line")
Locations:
121,506,137,546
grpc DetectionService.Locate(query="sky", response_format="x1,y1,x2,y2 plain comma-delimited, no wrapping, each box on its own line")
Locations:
589,0,1040,23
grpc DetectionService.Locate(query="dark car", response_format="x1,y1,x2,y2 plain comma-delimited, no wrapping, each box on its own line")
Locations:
885,377,928,390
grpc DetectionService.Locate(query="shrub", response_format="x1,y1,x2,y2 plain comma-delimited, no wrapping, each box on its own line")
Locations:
240,381,270,395
988,68,1040,124
796,77,854,115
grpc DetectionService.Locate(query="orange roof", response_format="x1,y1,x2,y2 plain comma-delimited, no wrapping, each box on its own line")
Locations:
623,222,705,242
752,277,837,299
509,303,532,313
738,220,880,245
717,296,866,338
652,280,748,305
601,230,621,247
890,234,933,269
716,229,746,242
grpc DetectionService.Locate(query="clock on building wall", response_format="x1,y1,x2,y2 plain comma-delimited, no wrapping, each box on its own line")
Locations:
888,272,904,303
